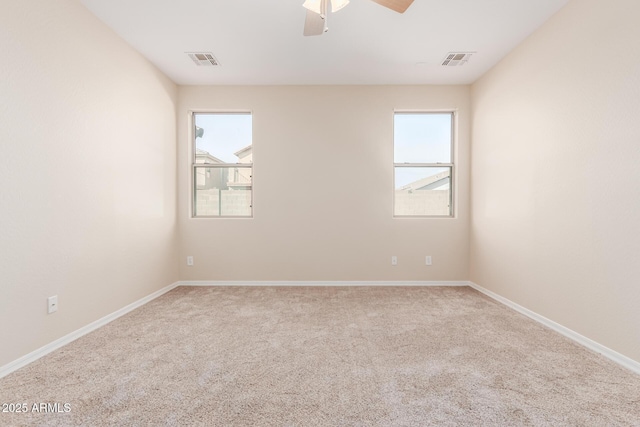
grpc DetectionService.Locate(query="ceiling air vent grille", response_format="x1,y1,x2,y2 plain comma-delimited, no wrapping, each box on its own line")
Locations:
186,52,220,66
442,52,474,67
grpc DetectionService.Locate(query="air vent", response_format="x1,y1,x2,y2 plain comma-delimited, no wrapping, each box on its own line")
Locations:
186,52,220,67
442,52,474,67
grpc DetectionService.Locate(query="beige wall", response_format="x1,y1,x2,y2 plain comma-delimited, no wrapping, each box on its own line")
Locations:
471,0,640,362
0,0,178,367
9,0,637,375
178,86,470,281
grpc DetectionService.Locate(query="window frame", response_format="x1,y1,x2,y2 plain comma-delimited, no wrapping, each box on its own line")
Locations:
393,110,456,218
190,111,254,219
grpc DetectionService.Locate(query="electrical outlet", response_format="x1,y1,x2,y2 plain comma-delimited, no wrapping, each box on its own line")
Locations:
391,256,398,266
187,256,194,266
425,256,432,266
47,296,58,314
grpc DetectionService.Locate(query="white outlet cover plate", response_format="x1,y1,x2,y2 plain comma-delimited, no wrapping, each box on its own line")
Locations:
48,296,58,314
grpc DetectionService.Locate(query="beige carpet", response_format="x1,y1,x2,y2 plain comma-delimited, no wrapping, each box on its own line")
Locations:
1,286,639,426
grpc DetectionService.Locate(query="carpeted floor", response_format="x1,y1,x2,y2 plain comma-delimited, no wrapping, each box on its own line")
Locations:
1,286,639,426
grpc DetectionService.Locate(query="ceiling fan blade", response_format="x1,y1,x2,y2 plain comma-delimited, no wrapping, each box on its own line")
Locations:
302,10,326,36
303,9,326,36
369,0,414,13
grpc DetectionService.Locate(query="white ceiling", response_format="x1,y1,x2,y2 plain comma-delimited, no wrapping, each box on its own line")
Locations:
80,0,568,85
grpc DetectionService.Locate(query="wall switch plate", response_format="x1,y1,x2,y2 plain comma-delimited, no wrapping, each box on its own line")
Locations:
425,256,432,266
391,256,398,266
48,295,58,314
187,256,194,266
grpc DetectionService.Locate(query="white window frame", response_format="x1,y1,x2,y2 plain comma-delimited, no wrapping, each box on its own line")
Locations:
191,111,253,219
393,111,455,218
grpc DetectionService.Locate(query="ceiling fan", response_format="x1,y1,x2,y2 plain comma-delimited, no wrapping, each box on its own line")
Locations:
303,0,414,36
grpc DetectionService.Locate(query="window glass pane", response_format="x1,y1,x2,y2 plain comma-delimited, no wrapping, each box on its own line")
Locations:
394,113,451,163
194,113,252,164
194,166,252,217
394,167,451,216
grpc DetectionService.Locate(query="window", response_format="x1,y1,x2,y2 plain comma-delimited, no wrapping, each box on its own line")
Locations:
394,112,454,217
192,112,252,217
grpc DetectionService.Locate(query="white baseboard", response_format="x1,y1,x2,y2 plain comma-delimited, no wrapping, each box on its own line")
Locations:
468,281,640,375
179,280,469,287
0,281,180,379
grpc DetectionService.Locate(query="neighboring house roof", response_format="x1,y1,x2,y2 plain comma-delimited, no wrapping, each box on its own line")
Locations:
399,170,450,191
233,145,252,158
195,148,224,164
